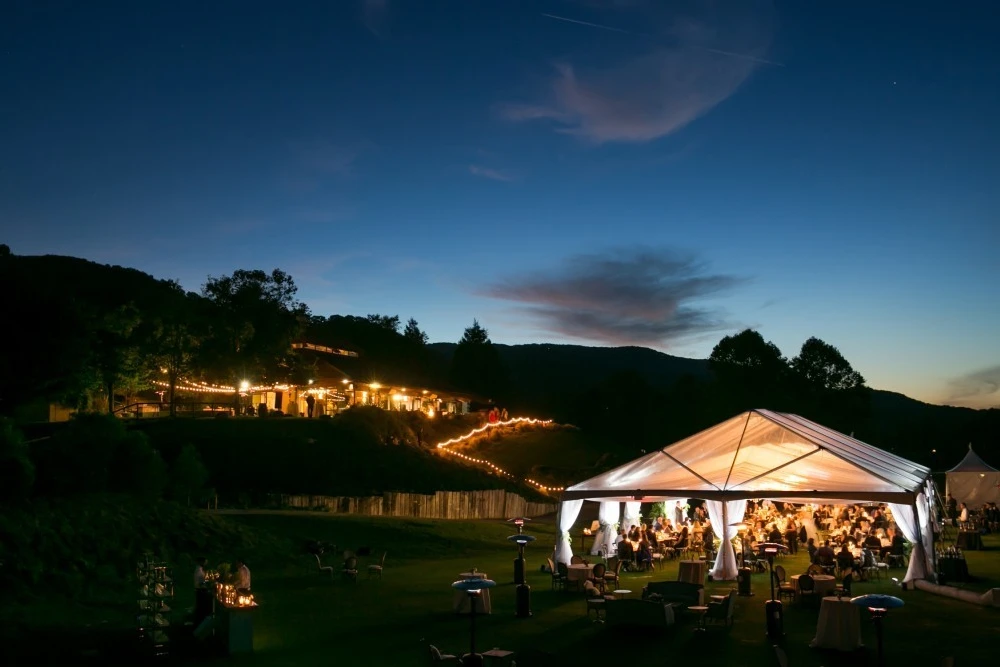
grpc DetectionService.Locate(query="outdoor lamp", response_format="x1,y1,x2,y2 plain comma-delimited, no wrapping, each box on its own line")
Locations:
757,543,788,641
507,534,536,618
452,578,497,666
851,594,904,667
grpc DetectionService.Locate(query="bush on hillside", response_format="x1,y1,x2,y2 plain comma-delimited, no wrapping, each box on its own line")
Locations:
0,419,34,501
0,495,292,601
30,413,168,497
167,443,210,505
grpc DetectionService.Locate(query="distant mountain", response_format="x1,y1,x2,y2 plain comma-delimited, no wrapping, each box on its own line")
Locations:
431,341,709,390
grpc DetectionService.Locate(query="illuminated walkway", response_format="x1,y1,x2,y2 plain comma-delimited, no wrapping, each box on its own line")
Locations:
435,417,564,493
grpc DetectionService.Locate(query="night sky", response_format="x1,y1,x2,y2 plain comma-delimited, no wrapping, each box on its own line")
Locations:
2,1,998,408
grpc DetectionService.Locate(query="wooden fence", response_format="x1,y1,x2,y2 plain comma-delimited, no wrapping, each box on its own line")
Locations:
275,489,557,519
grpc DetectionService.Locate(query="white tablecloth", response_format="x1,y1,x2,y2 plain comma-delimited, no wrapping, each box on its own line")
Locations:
677,560,707,584
810,596,862,651
566,563,595,582
791,574,836,596
453,572,492,614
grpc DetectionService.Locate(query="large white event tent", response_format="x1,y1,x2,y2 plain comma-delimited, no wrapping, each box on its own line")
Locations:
557,409,935,584
946,445,1000,506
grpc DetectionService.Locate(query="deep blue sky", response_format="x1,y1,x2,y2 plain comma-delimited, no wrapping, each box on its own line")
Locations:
2,1,998,408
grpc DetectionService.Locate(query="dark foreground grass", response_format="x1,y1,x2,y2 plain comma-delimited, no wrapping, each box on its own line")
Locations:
5,513,998,666
204,514,999,667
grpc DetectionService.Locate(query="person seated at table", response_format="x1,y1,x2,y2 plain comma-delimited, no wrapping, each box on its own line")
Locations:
636,538,653,570
890,529,905,557
617,537,635,569
767,524,783,545
959,503,969,525
674,526,689,552
234,558,251,593
652,515,664,531
806,538,817,562
614,530,625,545
816,541,836,568
662,519,674,534
628,525,641,541
644,525,658,548
836,544,855,573
863,532,881,551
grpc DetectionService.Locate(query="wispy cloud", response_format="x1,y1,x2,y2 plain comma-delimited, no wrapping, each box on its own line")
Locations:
468,164,515,182
946,365,1000,408
504,1,776,143
479,247,744,348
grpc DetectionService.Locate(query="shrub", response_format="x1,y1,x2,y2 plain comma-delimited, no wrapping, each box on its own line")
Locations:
0,418,34,501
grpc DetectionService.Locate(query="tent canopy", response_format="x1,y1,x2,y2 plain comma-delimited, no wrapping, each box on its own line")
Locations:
947,445,998,473
563,409,930,503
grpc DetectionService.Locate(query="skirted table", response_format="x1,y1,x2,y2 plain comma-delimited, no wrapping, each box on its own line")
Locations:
677,560,707,584
453,572,492,614
810,596,862,651
791,574,836,597
566,563,596,587
957,531,983,550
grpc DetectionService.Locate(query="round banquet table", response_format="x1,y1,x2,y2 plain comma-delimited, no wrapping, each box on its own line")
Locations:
791,574,836,596
566,563,595,584
677,560,707,584
453,572,492,614
809,596,862,651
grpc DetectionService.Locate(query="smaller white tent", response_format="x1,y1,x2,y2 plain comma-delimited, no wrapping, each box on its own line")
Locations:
946,445,1000,506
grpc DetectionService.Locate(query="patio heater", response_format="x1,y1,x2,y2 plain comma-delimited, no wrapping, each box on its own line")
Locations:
506,518,531,582
507,534,536,618
451,577,497,667
731,523,753,597
850,594,904,667
759,542,788,641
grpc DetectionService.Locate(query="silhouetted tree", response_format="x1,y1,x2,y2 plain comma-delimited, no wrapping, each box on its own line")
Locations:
709,329,790,413
90,304,147,413
0,244,10,257
152,285,203,416
790,337,870,433
199,269,307,394
791,337,865,390
366,314,400,333
403,318,429,345
450,320,509,400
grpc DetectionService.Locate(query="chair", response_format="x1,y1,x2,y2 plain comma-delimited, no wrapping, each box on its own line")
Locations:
547,558,565,590
557,562,576,591
705,589,737,626
604,560,623,590
774,566,795,602
797,573,817,604
583,581,606,621
570,555,586,565
368,552,387,580
342,556,358,582
313,553,334,578
834,573,853,597
590,563,607,593
428,644,459,664
861,549,881,581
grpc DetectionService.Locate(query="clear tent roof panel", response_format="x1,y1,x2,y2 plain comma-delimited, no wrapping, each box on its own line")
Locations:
565,410,930,500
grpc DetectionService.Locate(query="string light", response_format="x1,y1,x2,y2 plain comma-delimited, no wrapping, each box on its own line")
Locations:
434,418,564,493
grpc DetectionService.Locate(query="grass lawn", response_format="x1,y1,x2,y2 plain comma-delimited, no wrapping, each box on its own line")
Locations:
170,513,999,667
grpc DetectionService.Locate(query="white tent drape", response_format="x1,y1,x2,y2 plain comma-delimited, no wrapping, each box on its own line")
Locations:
889,499,928,582
592,501,620,557
555,499,583,565
916,488,935,579
622,502,641,534
706,499,747,581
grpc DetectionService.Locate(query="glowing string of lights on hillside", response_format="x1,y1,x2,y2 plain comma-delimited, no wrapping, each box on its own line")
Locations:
434,418,565,493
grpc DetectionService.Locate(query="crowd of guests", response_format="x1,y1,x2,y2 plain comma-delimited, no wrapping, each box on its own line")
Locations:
944,494,999,532
612,501,716,570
